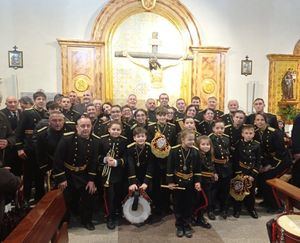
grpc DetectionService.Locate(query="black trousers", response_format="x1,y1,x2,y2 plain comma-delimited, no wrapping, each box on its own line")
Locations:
234,181,256,212
63,183,95,224
104,181,123,219
214,176,231,211
257,163,289,209
174,184,193,228
3,146,23,177
23,150,44,201
202,182,216,213
152,164,170,213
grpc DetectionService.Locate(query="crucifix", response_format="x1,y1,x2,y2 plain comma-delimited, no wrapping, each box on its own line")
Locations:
115,32,193,88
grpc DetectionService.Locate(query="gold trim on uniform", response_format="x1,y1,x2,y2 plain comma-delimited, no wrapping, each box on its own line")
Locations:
64,131,75,136
128,175,136,179
175,172,193,180
64,162,87,172
37,126,47,133
127,142,136,148
53,171,65,178
24,130,33,134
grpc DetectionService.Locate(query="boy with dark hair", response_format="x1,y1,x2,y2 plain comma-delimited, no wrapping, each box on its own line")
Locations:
232,124,261,218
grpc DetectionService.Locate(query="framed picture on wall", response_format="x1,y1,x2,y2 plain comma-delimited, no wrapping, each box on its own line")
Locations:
8,47,23,69
241,56,252,76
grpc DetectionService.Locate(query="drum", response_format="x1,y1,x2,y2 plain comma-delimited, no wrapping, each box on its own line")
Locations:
122,191,151,224
276,214,300,243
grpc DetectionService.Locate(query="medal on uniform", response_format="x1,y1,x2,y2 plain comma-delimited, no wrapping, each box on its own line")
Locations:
181,147,191,172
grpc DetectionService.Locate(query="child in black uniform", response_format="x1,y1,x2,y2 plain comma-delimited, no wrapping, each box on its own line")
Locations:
194,135,218,226
167,129,202,238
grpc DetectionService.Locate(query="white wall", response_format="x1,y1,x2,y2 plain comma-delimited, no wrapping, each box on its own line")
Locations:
0,0,299,110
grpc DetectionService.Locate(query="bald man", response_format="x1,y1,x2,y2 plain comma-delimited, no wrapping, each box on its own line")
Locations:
1,96,22,176
221,100,240,125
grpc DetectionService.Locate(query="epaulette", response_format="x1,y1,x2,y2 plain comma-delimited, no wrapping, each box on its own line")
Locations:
176,118,183,122
127,142,136,148
223,133,229,137
25,107,33,111
145,142,151,146
268,127,275,132
208,133,213,137
63,131,75,136
37,126,47,133
167,122,175,126
92,133,100,139
225,124,232,128
120,135,128,140
195,131,201,135
254,140,260,144
65,121,75,125
102,120,110,125
148,123,156,126
100,134,109,138
199,120,204,125
194,119,200,123
130,124,137,130
220,114,225,117
72,110,80,114
172,144,181,149
148,122,155,125
192,145,199,150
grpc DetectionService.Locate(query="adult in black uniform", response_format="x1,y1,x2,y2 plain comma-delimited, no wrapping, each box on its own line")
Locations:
60,96,81,122
99,121,128,230
224,110,246,151
197,109,215,136
246,98,278,129
167,129,202,238
0,111,15,168
145,98,157,123
232,125,261,219
174,98,186,120
147,106,176,215
291,113,300,161
73,90,93,115
35,111,66,174
1,96,22,176
94,105,130,138
254,113,292,212
52,116,98,230
15,91,48,205
196,96,224,121
221,100,239,126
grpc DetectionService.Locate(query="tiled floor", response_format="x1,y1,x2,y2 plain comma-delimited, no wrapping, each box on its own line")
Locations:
68,208,274,243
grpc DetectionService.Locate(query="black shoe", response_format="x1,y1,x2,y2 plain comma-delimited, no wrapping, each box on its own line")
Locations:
221,211,228,219
207,211,216,220
176,227,184,237
83,222,95,231
233,211,240,218
184,225,193,238
194,216,212,229
107,218,116,230
248,210,258,219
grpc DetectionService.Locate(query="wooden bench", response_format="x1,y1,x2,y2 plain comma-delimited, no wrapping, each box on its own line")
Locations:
4,189,68,243
267,178,300,213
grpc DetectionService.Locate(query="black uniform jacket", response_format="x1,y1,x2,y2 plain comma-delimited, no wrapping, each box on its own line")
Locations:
52,132,99,188
233,139,261,178
166,145,202,188
98,134,128,184
126,142,154,186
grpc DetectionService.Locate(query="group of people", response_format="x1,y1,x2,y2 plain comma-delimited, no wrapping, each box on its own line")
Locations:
0,90,298,238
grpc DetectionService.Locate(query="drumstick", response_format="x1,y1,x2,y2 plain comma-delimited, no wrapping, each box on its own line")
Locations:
161,185,186,190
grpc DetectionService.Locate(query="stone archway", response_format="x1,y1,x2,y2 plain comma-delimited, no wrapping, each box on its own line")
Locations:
58,0,228,109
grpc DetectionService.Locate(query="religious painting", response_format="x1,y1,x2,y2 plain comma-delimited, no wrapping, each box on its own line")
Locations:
8,49,23,69
241,57,252,76
112,12,187,106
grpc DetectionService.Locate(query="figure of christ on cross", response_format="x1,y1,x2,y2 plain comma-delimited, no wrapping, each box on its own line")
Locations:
115,32,193,89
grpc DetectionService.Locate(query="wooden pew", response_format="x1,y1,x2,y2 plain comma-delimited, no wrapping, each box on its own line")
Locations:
4,189,68,243
267,178,300,213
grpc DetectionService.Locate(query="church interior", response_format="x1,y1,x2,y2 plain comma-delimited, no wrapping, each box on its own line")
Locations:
1,0,300,242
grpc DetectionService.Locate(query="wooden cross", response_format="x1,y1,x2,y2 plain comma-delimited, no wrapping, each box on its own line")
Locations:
115,32,193,60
